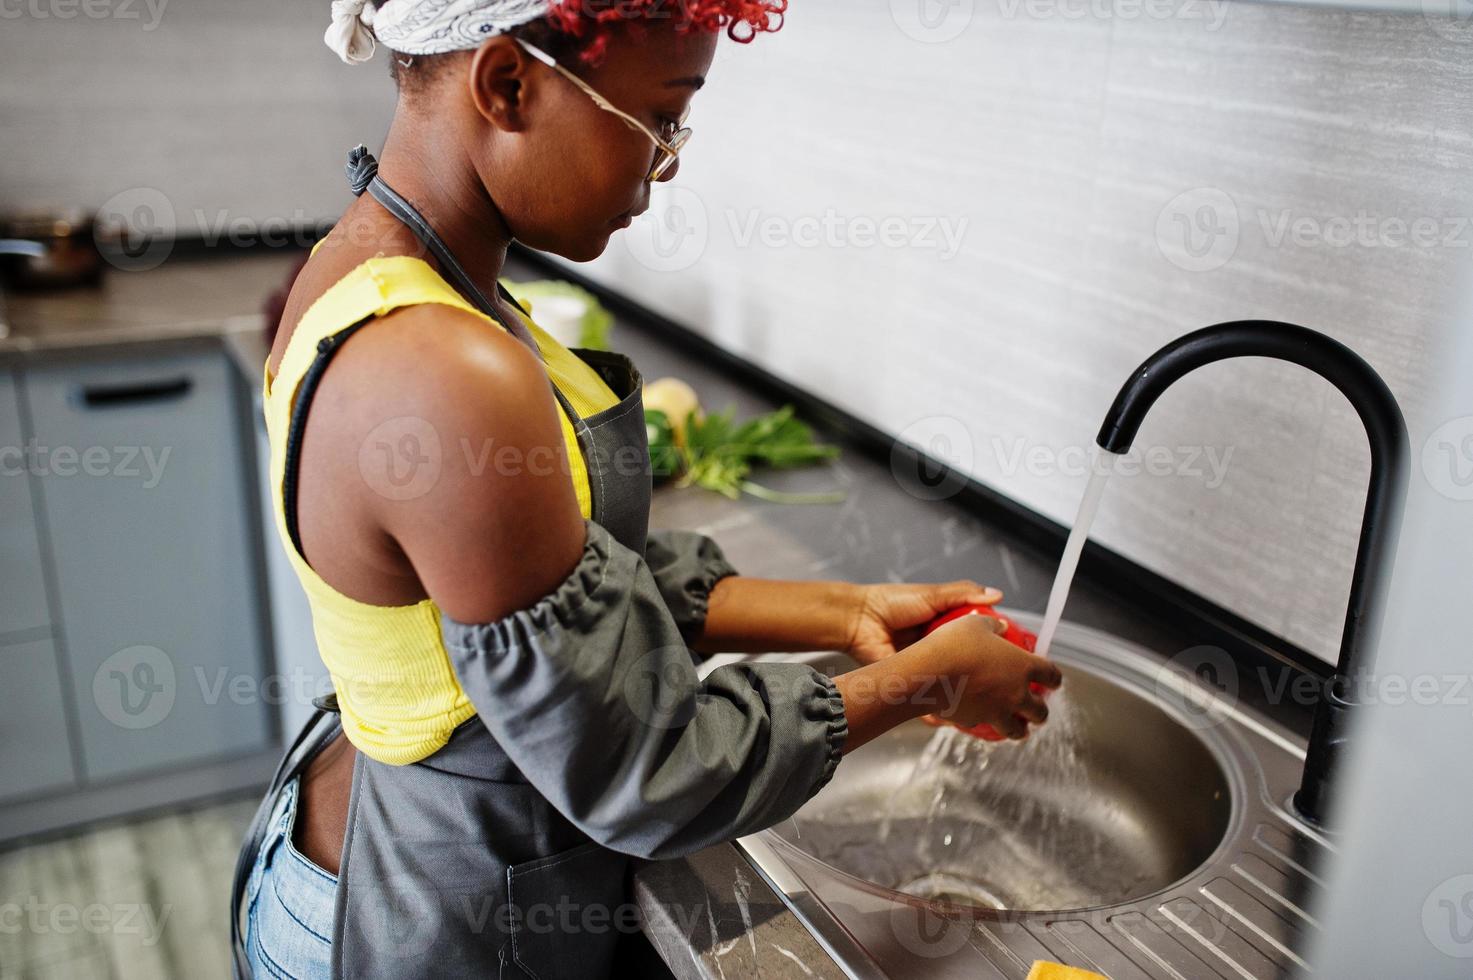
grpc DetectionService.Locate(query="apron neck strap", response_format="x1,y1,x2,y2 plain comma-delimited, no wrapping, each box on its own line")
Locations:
344,145,544,362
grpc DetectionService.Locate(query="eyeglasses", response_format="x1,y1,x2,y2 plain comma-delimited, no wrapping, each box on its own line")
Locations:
515,37,692,182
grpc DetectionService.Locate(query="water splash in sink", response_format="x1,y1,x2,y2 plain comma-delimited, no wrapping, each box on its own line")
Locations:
881,690,1121,908
870,456,1119,907
775,645,1236,914
790,680,1164,911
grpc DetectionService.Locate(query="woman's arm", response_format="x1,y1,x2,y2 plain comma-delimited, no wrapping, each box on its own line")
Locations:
363,326,1055,860
364,331,851,859
693,575,1005,663
692,576,865,656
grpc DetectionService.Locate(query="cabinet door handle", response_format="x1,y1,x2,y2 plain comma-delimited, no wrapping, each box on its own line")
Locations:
77,376,193,409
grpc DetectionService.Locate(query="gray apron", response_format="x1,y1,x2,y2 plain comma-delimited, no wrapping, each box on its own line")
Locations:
234,147,849,980
233,148,653,979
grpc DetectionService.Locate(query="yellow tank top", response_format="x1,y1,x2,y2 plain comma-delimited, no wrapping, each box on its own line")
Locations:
262,255,620,765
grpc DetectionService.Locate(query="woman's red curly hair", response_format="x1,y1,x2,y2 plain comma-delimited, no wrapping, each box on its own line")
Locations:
542,0,787,63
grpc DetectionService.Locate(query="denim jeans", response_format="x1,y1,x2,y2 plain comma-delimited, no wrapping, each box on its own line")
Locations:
244,775,337,979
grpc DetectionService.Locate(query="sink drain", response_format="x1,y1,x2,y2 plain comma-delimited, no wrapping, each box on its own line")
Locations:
896,872,1009,909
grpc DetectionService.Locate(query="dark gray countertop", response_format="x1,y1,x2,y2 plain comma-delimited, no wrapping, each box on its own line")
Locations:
6,248,1313,978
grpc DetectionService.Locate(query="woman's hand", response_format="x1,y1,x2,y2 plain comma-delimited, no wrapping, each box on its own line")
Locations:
918,614,1061,739
845,580,1004,666
833,613,1062,752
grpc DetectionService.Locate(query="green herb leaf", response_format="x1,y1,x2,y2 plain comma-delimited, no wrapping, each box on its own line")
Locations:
676,404,842,504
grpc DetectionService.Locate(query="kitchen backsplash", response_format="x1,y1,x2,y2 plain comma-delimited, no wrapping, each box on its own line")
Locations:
4,0,1469,661
0,0,393,235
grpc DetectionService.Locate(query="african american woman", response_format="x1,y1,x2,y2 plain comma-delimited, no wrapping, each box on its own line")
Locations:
230,2,1063,977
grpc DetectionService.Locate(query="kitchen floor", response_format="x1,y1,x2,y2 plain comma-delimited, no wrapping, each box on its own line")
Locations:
0,793,681,980
0,795,257,979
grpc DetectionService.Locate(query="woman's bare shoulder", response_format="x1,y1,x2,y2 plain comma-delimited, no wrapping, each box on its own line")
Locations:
305,302,588,621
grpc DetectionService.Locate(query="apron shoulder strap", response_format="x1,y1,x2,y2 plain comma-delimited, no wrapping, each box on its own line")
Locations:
335,144,592,435
346,144,543,356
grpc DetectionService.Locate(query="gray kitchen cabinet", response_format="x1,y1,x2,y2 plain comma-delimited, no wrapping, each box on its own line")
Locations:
0,370,52,636
0,636,77,803
22,348,271,781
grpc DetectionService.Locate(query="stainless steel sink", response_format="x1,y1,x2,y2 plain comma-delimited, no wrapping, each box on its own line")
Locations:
771,660,1234,913
738,617,1328,978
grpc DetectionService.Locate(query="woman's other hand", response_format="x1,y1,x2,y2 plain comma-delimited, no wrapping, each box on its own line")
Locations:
845,580,1003,666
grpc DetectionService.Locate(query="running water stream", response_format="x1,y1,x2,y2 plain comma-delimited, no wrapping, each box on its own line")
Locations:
1035,449,1119,657
854,449,1124,907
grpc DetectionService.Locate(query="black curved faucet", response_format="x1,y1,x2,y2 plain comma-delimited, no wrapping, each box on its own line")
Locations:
1097,321,1409,826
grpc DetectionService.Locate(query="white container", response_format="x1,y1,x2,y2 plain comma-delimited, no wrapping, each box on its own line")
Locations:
528,292,586,349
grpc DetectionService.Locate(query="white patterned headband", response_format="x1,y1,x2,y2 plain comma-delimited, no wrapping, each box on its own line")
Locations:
325,0,552,65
